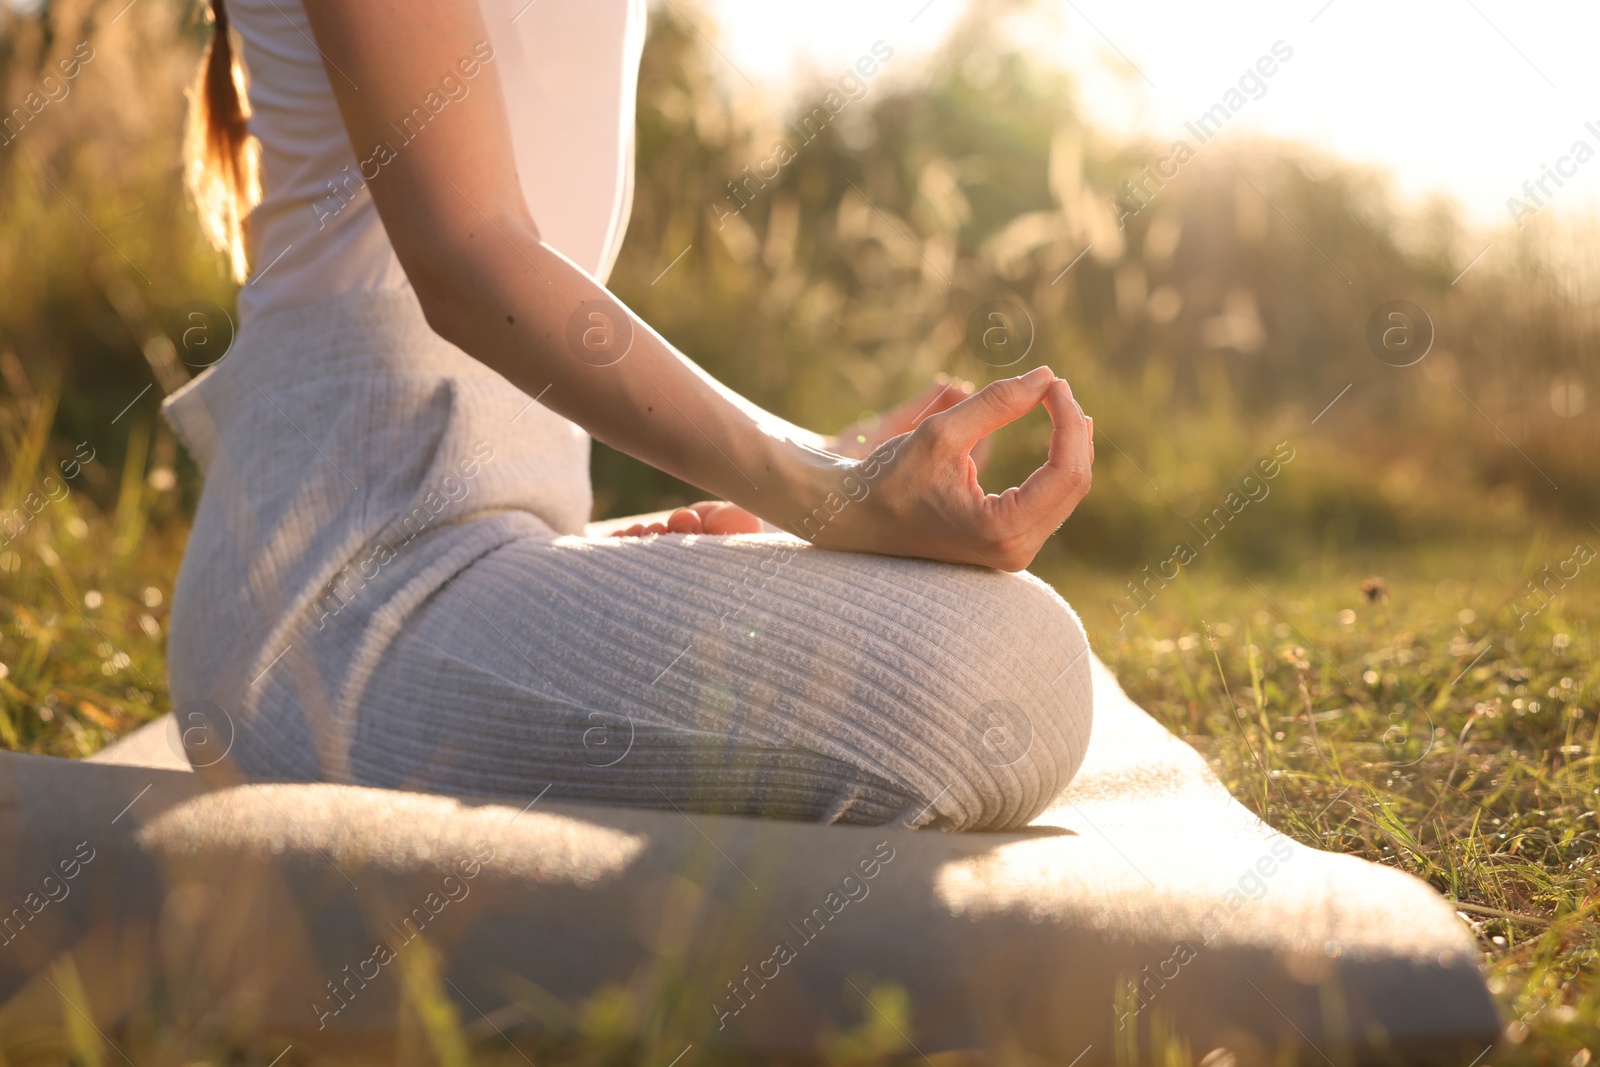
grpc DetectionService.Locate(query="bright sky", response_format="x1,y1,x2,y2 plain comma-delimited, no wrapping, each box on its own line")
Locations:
701,0,1600,230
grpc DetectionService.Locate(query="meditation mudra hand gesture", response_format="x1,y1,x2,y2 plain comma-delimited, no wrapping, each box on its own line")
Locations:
612,371,1095,572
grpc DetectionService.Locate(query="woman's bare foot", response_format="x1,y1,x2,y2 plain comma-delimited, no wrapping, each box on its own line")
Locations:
610,500,765,538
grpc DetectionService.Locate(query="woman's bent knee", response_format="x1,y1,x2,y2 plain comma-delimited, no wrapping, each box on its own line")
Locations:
900,568,1094,831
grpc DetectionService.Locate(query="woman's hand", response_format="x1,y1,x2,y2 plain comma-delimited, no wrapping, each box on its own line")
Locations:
612,377,989,541
805,366,1094,572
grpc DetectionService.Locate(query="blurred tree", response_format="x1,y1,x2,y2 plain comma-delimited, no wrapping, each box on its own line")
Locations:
0,0,1593,561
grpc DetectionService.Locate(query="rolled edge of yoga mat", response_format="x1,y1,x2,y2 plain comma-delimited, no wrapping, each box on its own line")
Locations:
0,750,1501,1062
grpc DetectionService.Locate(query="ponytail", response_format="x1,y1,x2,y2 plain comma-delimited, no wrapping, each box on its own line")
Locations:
185,0,259,283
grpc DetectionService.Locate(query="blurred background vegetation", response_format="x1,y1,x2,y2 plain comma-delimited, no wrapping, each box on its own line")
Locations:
4,0,1595,577
0,0,1595,1060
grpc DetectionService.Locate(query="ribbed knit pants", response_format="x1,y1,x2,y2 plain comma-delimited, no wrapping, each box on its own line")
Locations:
343,519,1095,832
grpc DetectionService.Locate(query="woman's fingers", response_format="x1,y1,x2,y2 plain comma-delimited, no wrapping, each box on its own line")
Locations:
971,433,994,474
920,366,1055,457
957,380,1090,569
779,369,1088,570
1012,378,1093,526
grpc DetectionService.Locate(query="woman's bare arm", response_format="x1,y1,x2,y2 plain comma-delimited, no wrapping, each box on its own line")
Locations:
299,1,1093,570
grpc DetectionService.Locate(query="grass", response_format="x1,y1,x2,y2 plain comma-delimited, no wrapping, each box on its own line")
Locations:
1052,544,1600,1062
0,385,178,759
2,380,1596,1062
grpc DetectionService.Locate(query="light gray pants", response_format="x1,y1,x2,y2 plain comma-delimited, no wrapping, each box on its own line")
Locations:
323,520,1095,832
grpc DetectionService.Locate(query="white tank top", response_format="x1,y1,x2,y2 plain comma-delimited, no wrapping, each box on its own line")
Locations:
230,0,647,324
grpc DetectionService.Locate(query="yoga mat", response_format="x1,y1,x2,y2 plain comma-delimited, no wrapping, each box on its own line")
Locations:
0,656,1500,1062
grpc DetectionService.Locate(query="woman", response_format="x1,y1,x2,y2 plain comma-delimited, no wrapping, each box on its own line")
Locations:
163,0,1096,831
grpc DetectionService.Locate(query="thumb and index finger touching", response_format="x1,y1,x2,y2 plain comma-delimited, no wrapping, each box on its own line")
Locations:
925,365,1057,451
1015,373,1093,523
922,364,1094,522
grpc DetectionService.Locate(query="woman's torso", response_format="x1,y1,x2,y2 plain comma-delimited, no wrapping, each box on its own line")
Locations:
230,0,647,323
161,0,647,758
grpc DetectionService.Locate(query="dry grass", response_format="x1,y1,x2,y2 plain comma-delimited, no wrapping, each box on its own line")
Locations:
1052,541,1600,1064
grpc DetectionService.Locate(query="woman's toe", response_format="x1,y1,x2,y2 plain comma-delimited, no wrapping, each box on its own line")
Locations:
667,508,704,534
702,502,764,535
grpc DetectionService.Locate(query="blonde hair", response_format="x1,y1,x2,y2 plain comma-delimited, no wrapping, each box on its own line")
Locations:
184,0,260,283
